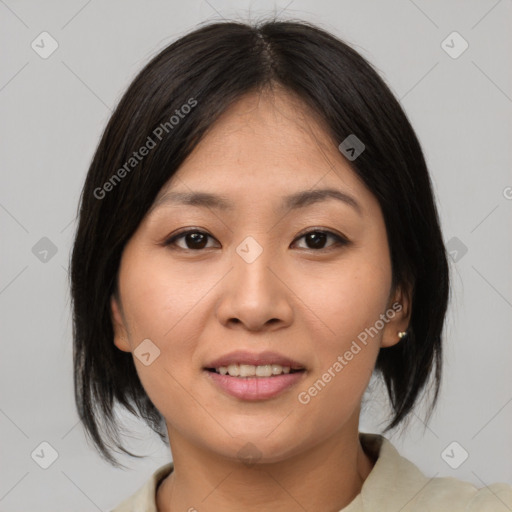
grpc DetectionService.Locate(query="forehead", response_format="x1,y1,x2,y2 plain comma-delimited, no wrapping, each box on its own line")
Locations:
177,91,338,178
155,90,375,212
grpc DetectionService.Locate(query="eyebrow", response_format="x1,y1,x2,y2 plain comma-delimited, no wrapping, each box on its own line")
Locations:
150,188,362,215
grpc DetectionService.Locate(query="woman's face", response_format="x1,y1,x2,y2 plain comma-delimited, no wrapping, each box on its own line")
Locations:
111,90,410,462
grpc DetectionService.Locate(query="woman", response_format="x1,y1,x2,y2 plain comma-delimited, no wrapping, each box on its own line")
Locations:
70,19,512,511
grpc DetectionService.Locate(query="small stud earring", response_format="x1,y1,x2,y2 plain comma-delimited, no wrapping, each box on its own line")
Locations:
398,330,408,340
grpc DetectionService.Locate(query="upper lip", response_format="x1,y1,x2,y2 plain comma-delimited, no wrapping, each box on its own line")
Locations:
205,350,305,370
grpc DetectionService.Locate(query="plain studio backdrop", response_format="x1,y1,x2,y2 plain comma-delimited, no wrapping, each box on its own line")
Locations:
0,1,511,510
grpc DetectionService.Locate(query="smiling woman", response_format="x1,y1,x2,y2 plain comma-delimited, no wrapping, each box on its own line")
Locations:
69,19,511,512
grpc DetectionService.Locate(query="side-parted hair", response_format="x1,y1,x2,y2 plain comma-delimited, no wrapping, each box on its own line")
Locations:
70,19,450,467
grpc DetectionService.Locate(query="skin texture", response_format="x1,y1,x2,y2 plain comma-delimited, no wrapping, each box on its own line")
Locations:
111,89,411,512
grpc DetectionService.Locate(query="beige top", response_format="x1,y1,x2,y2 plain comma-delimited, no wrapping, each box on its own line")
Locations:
111,433,512,511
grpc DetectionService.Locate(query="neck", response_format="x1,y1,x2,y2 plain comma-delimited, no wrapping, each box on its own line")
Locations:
156,425,374,512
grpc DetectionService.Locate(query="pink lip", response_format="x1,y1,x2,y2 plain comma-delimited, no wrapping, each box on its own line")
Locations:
205,350,305,370
205,371,306,401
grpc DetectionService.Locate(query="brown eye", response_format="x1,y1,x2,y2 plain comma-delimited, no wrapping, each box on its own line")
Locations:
164,228,348,252
293,230,348,250
165,230,218,250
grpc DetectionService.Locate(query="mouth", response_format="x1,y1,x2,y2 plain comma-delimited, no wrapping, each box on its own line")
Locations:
205,364,305,378
203,351,307,401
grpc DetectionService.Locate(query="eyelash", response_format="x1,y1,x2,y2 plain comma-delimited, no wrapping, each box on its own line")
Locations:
163,228,349,252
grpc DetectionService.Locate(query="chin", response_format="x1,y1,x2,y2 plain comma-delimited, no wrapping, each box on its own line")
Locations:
205,430,306,466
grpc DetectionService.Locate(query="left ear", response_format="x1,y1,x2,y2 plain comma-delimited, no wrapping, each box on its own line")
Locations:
111,294,131,353
380,282,412,348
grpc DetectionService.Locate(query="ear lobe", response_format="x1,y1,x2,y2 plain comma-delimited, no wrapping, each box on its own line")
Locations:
380,284,412,348
110,295,131,352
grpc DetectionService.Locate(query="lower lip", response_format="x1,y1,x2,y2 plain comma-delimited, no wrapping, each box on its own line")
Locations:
205,370,305,401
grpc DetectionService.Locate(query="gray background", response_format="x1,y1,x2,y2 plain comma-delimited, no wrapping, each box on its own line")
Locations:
1,0,511,510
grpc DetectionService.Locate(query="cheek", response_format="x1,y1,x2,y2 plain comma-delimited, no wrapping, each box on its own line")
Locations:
117,253,208,426
119,247,218,340
295,256,391,344
291,254,390,405
117,251,204,389
292,265,388,433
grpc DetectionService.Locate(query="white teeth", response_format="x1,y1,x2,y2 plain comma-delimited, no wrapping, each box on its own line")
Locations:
215,364,297,377
256,365,272,377
239,364,255,377
271,364,282,375
227,364,239,377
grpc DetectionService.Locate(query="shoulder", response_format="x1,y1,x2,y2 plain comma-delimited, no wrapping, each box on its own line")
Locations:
359,433,512,511
417,478,512,511
110,462,173,512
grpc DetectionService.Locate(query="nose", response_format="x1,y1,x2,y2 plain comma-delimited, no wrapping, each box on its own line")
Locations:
215,241,294,332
